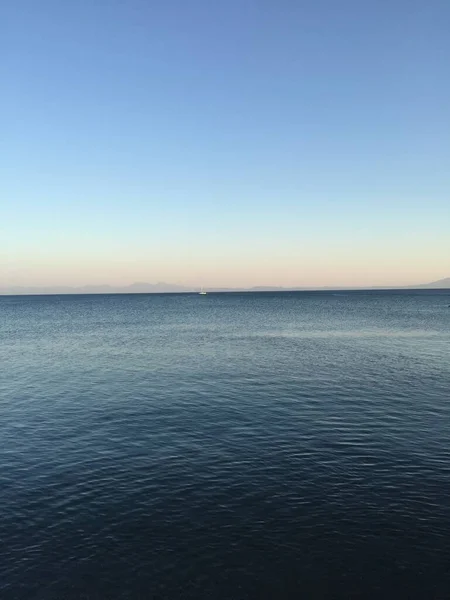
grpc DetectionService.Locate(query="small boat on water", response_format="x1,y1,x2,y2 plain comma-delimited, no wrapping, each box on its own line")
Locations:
199,286,207,295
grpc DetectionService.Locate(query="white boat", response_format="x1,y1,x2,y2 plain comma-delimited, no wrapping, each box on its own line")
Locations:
199,286,207,295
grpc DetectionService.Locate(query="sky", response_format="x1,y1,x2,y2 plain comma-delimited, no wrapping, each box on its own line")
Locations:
2,0,449,288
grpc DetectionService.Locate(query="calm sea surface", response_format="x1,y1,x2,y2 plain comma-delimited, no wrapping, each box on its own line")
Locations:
1,291,450,599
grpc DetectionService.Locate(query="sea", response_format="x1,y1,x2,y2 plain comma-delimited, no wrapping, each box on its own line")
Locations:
1,290,450,599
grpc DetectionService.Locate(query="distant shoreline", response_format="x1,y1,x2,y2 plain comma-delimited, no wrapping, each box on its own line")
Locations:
1,286,449,297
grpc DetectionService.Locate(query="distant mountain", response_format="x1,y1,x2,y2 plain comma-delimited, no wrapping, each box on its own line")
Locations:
250,286,287,291
0,282,194,295
412,277,450,289
1,277,449,295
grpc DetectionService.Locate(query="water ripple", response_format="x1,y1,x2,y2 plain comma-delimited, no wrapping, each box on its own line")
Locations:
1,291,450,598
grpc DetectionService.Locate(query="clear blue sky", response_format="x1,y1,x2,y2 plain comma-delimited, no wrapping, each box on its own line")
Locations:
3,0,449,287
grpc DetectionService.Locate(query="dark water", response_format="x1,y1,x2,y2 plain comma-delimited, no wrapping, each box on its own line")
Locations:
1,291,450,599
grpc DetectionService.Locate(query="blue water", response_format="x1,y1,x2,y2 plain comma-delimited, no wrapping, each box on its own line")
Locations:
1,290,450,599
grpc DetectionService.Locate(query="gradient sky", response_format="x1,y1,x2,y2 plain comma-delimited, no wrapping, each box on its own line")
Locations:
2,0,449,288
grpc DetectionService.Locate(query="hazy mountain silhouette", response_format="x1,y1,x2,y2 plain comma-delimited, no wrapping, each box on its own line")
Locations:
1,277,449,295
412,277,450,289
0,282,193,295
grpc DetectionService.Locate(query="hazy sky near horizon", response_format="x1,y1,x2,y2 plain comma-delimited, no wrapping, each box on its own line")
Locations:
3,0,449,288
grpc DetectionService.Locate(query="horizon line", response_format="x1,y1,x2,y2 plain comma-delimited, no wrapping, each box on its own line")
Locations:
1,278,449,296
